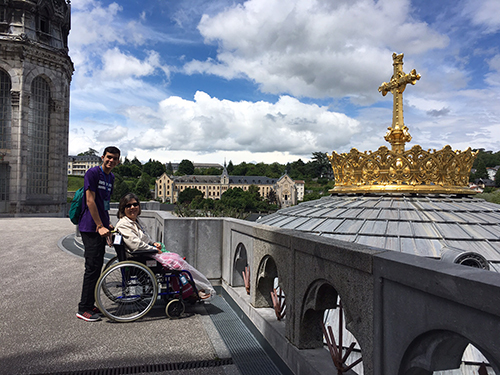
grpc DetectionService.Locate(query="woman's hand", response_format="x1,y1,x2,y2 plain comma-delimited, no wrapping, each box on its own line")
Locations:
153,242,162,252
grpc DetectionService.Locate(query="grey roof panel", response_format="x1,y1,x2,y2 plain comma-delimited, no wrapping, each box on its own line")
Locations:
460,224,499,240
384,236,400,251
434,223,471,239
399,209,424,221
281,217,311,229
295,218,328,231
401,237,441,257
339,208,365,219
411,222,440,238
335,219,365,234
378,209,399,220
359,208,381,219
359,220,388,235
260,215,297,227
323,208,348,218
314,219,344,233
387,221,413,237
421,210,446,222
356,235,386,249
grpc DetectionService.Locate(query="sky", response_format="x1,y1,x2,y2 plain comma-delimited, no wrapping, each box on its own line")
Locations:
68,0,500,165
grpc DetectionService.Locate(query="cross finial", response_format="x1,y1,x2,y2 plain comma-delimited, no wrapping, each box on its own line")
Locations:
378,53,420,153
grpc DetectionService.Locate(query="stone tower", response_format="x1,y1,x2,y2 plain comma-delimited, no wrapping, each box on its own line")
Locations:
0,0,73,215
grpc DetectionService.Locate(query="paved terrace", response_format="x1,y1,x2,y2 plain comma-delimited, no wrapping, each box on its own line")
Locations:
2,213,500,375
0,218,286,375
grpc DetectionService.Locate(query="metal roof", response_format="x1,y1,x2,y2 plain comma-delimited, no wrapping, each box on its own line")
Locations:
258,194,500,270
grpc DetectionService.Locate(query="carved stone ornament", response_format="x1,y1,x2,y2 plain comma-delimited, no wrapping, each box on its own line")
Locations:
328,53,477,195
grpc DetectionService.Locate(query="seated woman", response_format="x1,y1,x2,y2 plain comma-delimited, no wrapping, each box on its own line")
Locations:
114,193,215,300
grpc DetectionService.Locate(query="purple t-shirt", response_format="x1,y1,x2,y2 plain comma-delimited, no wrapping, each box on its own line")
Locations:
78,166,115,233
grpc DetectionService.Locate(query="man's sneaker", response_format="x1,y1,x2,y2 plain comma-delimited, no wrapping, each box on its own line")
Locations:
76,311,101,322
91,306,103,315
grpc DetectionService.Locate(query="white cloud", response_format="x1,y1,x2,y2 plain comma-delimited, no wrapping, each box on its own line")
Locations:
120,91,360,157
100,48,170,80
184,0,448,103
463,0,500,33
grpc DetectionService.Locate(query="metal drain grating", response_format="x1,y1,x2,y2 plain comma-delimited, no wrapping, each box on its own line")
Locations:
31,358,234,375
207,295,284,375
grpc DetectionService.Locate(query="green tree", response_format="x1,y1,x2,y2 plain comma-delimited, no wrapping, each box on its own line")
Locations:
177,159,194,175
232,162,248,176
78,148,99,156
135,175,152,200
472,159,488,180
495,170,500,188
130,164,142,178
143,159,166,178
166,162,174,175
227,160,234,174
131,157,142,168
178,187,204,204
112,177,131,201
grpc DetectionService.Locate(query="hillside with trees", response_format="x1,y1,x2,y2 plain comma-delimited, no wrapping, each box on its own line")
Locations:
69,148,500,210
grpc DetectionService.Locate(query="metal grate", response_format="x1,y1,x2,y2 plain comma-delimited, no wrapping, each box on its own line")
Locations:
207,295,284,375
31,358,234,375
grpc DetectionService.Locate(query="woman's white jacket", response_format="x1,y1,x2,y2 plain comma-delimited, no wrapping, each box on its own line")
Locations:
115,216,156,252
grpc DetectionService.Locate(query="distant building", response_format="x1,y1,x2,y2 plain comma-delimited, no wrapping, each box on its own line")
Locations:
0,0,73,215
169,162,223,173
156,164,303,207
295,180,305,202
487,166,499,181
67,155,101,176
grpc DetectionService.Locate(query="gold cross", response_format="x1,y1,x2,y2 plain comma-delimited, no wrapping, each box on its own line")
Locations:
378,53,420,153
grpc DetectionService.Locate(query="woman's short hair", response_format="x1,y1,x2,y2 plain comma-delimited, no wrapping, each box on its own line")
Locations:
117,193,141,218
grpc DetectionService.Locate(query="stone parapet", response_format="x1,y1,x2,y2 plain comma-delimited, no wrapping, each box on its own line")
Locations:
113,211,500,374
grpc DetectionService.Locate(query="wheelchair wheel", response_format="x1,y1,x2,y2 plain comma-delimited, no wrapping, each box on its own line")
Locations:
104,256,119,271
95,261,158,322
165,298,185,319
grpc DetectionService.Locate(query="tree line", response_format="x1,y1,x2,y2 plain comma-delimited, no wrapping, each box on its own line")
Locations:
470,149,500,187
74,150,335,203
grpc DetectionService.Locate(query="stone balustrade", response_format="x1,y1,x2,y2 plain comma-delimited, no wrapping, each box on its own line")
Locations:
112,209,500,375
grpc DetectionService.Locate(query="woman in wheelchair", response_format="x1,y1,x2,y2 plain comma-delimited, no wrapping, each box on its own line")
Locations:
114,193,215,300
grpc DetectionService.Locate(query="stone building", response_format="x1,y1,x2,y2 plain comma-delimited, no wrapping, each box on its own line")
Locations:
0,0,73,215
156,164,303,207
67,154,100,176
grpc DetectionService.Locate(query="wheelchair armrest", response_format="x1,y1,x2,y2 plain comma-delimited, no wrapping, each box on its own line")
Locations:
128,249,159,256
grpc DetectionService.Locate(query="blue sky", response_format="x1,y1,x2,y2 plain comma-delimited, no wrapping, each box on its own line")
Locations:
68,0,500,165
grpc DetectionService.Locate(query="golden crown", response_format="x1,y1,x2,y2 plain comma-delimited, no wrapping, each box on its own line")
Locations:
328,53,477,195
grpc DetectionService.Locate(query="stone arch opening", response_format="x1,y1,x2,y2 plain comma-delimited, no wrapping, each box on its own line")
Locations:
233,242,247,287
299,279,338,349
255,255,278,307
300,280,364,373
399,330,498,375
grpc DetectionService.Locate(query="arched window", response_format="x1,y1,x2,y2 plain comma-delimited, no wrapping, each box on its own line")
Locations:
28,76,50,195
0,69,11,149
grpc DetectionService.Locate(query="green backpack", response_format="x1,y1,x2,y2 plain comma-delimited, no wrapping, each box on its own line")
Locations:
69,187,85,225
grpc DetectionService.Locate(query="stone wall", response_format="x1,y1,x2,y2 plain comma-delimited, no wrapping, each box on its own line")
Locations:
118,210,500,375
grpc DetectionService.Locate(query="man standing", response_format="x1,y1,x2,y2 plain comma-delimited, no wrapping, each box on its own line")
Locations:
77,146,120,322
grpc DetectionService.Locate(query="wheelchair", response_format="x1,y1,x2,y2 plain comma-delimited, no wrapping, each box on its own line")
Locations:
95,243,199,322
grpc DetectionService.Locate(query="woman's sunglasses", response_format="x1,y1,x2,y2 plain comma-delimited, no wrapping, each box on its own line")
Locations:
125,202,139,208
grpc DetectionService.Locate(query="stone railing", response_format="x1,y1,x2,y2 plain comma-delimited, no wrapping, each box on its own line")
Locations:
118,210,500,375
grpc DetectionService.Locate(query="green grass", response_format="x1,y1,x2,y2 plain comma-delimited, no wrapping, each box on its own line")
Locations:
477,188,500,204
68,175,84,191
